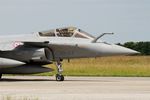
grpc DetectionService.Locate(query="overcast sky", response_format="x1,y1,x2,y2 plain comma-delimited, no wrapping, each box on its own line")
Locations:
0,0,149,43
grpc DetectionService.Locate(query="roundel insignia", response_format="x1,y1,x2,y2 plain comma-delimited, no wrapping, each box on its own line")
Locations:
13,41,23,48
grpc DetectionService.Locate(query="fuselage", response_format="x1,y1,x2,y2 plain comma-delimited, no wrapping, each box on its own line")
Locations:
0,32,138,61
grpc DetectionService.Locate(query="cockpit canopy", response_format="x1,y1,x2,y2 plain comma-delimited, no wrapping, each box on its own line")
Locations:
39,27,95,39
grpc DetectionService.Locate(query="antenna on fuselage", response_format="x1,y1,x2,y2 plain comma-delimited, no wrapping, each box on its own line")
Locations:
92,33,114,43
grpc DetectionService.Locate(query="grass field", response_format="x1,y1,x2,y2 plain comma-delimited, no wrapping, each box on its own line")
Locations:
40,56,150,77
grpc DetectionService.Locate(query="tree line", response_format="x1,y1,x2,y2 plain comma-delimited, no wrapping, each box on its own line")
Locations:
117,41,150,55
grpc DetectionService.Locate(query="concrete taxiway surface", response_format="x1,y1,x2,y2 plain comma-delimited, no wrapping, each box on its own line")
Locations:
0,76,150,100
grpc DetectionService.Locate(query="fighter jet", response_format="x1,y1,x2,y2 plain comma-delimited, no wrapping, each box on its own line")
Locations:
0,27,139,81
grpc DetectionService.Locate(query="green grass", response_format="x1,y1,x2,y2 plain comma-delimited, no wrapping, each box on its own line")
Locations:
39,56,150,77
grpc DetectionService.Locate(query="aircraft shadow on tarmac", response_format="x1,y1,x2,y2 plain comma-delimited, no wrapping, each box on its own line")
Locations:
0,78,116,82
0,78,55,82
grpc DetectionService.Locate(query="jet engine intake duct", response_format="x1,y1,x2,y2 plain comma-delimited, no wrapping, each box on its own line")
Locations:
45,48,53,61
29,48,53,65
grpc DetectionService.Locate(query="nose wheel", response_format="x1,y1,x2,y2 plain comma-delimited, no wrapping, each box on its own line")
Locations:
56,74,64,81
0,74,2,80
55,61,64,81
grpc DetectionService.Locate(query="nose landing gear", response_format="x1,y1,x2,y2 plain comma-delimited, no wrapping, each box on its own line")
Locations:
55,61,64,81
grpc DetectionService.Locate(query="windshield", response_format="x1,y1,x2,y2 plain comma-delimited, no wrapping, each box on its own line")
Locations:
74,29,95,39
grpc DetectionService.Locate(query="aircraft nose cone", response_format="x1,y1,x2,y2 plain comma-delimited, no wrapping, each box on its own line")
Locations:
113,45,140,55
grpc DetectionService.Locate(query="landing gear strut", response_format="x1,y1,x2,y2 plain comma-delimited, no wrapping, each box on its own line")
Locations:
55,61,64,81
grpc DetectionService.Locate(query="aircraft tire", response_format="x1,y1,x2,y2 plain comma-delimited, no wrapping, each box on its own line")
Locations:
56,74,64,81
0,73,2,79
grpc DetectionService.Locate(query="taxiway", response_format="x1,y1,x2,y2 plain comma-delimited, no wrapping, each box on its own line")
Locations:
0,76,150,100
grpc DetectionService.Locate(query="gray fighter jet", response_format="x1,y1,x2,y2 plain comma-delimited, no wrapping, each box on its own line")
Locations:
0,27,139,81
